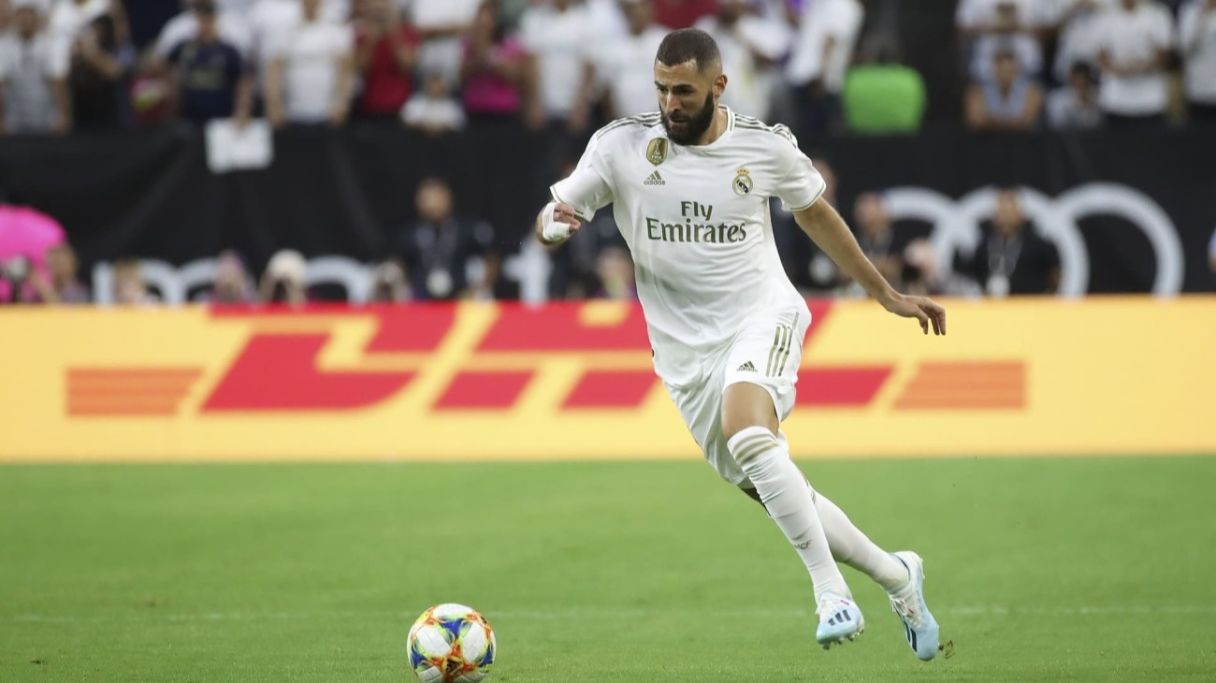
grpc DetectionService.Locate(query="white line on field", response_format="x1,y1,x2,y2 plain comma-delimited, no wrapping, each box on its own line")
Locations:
8,604,1216,624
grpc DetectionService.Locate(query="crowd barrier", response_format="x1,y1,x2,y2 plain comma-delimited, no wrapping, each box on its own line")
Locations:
1,297,1212,461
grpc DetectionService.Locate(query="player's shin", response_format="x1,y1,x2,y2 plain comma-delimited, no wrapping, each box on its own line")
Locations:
812,492,910,592
726,426,849,603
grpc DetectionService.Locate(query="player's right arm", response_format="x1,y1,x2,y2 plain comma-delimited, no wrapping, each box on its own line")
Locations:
534,128,615,247
793,199,946,336
770,129,945,336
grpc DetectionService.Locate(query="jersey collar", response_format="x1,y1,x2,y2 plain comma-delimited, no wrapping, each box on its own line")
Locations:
674,105,735,153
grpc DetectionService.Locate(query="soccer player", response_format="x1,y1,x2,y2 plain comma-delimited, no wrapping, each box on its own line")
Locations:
535,28,945,659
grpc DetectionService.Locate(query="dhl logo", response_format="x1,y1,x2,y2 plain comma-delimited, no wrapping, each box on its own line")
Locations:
64,302,1024,418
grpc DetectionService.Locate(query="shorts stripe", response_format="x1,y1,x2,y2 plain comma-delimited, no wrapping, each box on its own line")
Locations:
765,325,784,377
774,313,800,377
767,323,792,377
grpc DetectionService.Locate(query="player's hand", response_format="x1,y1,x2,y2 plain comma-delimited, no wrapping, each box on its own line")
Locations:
548,203,582,243
882,293,946,336
536,202,581,246
553,203,581,233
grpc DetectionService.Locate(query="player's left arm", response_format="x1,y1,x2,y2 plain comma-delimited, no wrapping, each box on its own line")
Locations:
793,199,946,335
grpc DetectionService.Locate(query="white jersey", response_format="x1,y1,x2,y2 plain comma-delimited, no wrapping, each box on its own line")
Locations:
551,106,825,386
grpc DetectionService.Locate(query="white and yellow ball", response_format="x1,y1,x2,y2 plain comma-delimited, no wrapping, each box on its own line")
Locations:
407,603,496,683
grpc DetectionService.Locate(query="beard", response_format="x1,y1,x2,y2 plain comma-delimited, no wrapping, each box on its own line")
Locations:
662,91,716,145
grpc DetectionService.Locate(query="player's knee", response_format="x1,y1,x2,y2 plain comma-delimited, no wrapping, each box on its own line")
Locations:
720,383,779,442
721,416,765,443
720,409,777,443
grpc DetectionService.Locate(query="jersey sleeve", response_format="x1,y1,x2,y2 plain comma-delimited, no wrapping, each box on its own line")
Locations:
772,131,826,212
549,131,614,221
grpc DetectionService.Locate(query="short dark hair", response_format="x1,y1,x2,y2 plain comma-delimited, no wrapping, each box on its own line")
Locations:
655,28,721,71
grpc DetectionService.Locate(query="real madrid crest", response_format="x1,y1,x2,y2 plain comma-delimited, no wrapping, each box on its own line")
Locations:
732,168,753,196
645,138,668,166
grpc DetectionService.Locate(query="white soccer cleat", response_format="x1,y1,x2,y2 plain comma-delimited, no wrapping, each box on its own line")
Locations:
888,551,941,661
815,594,864,649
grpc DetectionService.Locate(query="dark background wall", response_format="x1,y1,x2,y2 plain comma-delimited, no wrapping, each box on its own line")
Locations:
2,123,1214,293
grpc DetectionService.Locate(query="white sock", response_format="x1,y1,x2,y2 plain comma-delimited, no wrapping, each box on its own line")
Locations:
727,426,849,604
812,492,909,592
772,432,909,592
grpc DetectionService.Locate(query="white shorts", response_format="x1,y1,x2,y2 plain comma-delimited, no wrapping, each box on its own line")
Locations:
662,306,811,487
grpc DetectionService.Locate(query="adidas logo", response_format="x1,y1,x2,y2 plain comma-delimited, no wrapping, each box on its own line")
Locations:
643,170,665,186
737,361,756,373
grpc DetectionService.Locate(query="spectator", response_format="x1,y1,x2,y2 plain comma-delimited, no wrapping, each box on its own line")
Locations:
246,0,346,116
1093,0,1174,128
259,248,307,304
840,192,904,294
112,258,157,305
153,0,251,63
401,69,465,134
165,0,252,126
398,178,494,301
49,0,127,54
43,241,90,303
1051,0,1113,83
965,49,1043,131
594,245,636,299
408,0,479,88
205,250,256,303
596,0,667,119
460,0,528,122
460,2,531,256
0,0,71,135
519,0,598,192
0,199,54,305
901,239,942,296
353,0,417,120
68,14,134,130
264,0,355,127
216,0,257,13
584,0,627,38
785,0,863,139
1179,0,1216,125
694,0,791,121
368,259,409,302
964,188,1060,296
519,0,596,133
1046,61,1102,129
957,0,1045,83
466,250,515,300
249,0,304,63
0,254,40,302
653,0,716,29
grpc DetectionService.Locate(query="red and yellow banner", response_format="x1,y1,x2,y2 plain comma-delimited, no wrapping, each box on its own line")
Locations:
2,297,1213,461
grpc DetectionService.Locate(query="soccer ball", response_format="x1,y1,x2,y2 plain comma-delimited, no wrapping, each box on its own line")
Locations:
407,603,496,682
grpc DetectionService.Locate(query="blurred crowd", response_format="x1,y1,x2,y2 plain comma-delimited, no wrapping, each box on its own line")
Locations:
1,0,1215,305
0,176,520,304
960,0,1216,131
0,0,1211,137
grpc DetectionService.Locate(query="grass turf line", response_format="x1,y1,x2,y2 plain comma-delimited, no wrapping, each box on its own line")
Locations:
1,456,1214,681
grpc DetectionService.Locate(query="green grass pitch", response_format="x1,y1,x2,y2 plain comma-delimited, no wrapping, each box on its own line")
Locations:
2,456,1214,681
